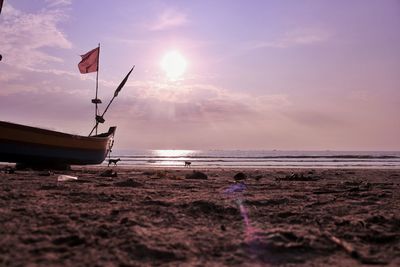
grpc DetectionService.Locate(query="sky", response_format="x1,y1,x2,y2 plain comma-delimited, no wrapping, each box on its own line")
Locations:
0,0,399,150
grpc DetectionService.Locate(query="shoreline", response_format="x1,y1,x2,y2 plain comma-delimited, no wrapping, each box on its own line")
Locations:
3,162,400,170
1,166,399,266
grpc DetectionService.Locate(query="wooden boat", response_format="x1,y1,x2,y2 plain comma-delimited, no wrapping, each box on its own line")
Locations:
0,24,133,167
0,121,116,165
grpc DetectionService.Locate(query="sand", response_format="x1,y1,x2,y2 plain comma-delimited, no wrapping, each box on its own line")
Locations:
0,166,399,266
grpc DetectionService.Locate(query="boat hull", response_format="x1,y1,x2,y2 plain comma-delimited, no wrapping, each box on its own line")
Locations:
0,121,116,165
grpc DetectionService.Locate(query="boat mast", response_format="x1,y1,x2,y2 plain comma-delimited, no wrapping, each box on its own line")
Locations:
0,0,3,61
94,43,101,134
92,43,101,135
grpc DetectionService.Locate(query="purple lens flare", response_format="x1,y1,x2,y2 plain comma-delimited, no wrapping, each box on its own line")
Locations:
223,182,262,243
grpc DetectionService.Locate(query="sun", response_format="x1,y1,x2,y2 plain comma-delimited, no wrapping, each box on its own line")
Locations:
161,50,187,80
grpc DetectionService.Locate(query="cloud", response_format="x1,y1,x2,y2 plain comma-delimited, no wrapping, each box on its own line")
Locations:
249,28,330,49
105,37,149,46
0,2,72,69
108,78,291,125
105,81,298,149
149,9,188,31
44,0,72,7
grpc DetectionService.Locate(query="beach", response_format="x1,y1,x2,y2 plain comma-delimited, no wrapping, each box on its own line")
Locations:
0,166,399,266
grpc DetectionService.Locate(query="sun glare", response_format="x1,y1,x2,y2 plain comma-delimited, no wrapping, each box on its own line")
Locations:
154,149,195,157
161,50,187,80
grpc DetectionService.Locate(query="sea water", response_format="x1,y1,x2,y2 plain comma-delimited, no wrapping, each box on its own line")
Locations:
106,150,400,168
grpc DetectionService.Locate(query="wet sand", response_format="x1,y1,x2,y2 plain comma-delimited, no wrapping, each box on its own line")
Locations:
0,166,399,266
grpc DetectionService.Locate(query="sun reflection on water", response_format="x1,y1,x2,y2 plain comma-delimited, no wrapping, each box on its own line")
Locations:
152,150,197,166
153,149,196,158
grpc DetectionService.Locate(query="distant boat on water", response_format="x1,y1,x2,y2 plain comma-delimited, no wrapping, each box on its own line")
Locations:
0,121,116,166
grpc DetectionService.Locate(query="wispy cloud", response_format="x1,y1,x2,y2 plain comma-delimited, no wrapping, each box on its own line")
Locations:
249,28,330,50
149,9,188,31
0,2,72,69
44,0,72,8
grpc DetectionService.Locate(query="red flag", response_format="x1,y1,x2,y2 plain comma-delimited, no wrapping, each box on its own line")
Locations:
78,47,99,74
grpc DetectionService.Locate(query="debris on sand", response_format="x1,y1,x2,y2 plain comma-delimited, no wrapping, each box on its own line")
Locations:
185,171,208,180
276,172,320,181
2,166,15,174
57,175,78,182
323,232,388,265
100,169,118,177
234,172,247,181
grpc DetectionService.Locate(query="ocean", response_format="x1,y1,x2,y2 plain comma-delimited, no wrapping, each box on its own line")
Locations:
108,150,400,169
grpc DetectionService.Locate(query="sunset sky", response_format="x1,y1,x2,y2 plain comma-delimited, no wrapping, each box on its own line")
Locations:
0,0,399,150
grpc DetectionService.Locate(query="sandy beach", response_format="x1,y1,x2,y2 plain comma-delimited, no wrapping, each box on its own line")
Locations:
2,0,400,266
0,166,399,266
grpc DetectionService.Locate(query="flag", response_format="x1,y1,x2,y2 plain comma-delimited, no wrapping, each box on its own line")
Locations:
114,66,135,97
78,47,99,74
